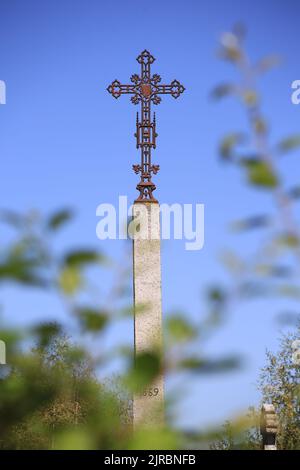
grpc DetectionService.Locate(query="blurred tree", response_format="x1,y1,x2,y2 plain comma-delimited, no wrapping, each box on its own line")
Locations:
211,326,300,450
210,408,261,450
258,326,300,450
0,332,131,449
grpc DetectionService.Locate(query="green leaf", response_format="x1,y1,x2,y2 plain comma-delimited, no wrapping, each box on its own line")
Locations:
219,32,241,62
241,158,278,188
230,215,271,232
277,135,300,153
288,186,300,199
211,83,235,100
219,250,245,274
0,210,25,228
277,285,300,299
0,255,47,287
120,303,147,317
47,209,74,231
255,55,281,74
277,233,300,248
179,356,240,373
125,351,161,393
63,249,103,267
255,264,293,278
219,133,245,160
239,281,269,298
207,286,227,305
59,266,82,295
166,314,196,343
242,90,258,106
254,118,267,135
75,307,108,332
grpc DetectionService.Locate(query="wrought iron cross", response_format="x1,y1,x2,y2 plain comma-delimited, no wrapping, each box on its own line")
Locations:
107,50,185,202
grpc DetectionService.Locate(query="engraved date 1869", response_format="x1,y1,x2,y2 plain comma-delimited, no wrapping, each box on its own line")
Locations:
142,387,159,397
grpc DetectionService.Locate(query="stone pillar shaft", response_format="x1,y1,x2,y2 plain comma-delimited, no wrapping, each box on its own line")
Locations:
132,202,164,427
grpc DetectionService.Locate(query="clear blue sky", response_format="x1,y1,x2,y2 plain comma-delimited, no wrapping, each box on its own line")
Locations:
1,0,300,430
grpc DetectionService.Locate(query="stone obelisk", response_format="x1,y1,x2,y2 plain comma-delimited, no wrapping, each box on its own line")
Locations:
132,201,164,426
107,49,185,428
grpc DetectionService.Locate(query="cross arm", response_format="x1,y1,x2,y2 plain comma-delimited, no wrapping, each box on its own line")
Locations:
154,80,185,99
107,80,137,99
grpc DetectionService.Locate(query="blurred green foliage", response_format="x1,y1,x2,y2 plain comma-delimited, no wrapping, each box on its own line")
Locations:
0,207,238,449
210,24,300,450
211,23,300,325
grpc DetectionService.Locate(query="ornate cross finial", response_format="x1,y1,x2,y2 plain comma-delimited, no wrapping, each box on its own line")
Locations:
107,50,185,203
